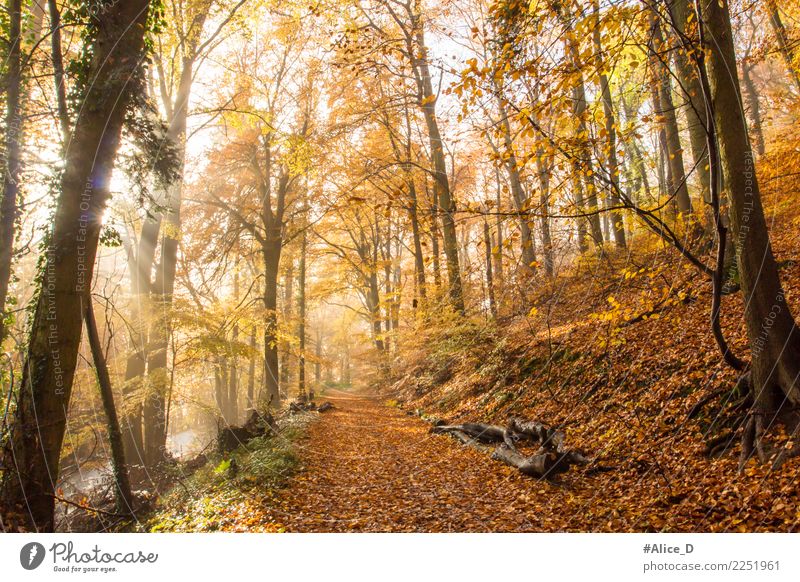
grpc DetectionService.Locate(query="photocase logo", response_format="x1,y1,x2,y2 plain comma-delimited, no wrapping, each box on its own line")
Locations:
20,542,46,570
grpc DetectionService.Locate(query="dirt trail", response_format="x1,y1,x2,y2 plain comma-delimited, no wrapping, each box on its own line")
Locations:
261,390,550,532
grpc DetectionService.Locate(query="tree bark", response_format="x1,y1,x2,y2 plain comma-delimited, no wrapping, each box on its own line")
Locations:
141,53,195,467
381,221,394,351
367,268,385,352
84,303,133,515
143,175,183,467
228,268,240,424
0,0,23,346
495,88,537,271
765,0,800,93
556,0,604,248
493,168,504,292
483,218,497,318
408,178,427,307
412,28,464,313
1,0,151,531
298,227,307,399
426,175,442,289
121,209,162,467
247,325,257,410
667,0,711,203
314,327,322,390
47,0,70,143
649,13,693,215
593,0,626,248
535,151,555,277
741,62,765,157
214,358,228,422
279,258,294,391
700,0,800,450
620,96,653,203
263,240,282,408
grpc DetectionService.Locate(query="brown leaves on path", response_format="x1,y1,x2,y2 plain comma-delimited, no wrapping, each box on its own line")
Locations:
259,390,554,532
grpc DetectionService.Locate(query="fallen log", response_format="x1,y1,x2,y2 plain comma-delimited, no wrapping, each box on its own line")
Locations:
507,418,565,452
491,445,589,478
183,453,208,475
431,417,591,480
318,402,335,413
217,409,276,453
491,445,563,477
432,420,566,450
447,430,482,447
431,423,507,443
218,426,254,453
290,400,316,413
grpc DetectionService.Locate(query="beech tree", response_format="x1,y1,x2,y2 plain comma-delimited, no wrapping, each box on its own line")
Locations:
699,0,800,463
122,0,249,469
2,0,154,531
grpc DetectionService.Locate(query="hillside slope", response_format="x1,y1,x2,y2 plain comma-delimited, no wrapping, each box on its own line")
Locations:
386,146,800,532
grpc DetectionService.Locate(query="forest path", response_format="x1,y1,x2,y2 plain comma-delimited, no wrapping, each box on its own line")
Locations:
260,390,547,532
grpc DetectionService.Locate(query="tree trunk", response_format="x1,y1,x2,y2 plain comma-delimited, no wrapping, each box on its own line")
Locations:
228,269,240,424
495,89,537,272
298,228,307,399
653,98,671,203
535,151,555,277
341,344,351,385
279,258,294,391
47,0,69,143
557,2,603,248
368,269,385,352
483,218,497,318
667,0,711,203
407,179,427,306
121,209,162,467
570,60,602,247
0,0,22,345
143,177,182,467
572,173,588,253
426,175,442,289
593,0,626,249
1,0,151,531
620,97,653,203
214,358,229,422
84,302,133,515
765,0,800,93
247,325,257,410
493,168,504,293
649,13,693,215
263,241,282,409
413,29,464,313
391,241,401,332
141,52,195,467
314,328,322,389
701,0,800,448
741,62,766,157
382,223,394,351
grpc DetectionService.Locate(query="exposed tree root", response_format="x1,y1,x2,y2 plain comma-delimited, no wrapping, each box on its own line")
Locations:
432,417,589,479
689,372,750,421
702,430,737,458
431,422,507,443
734,368,800,472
